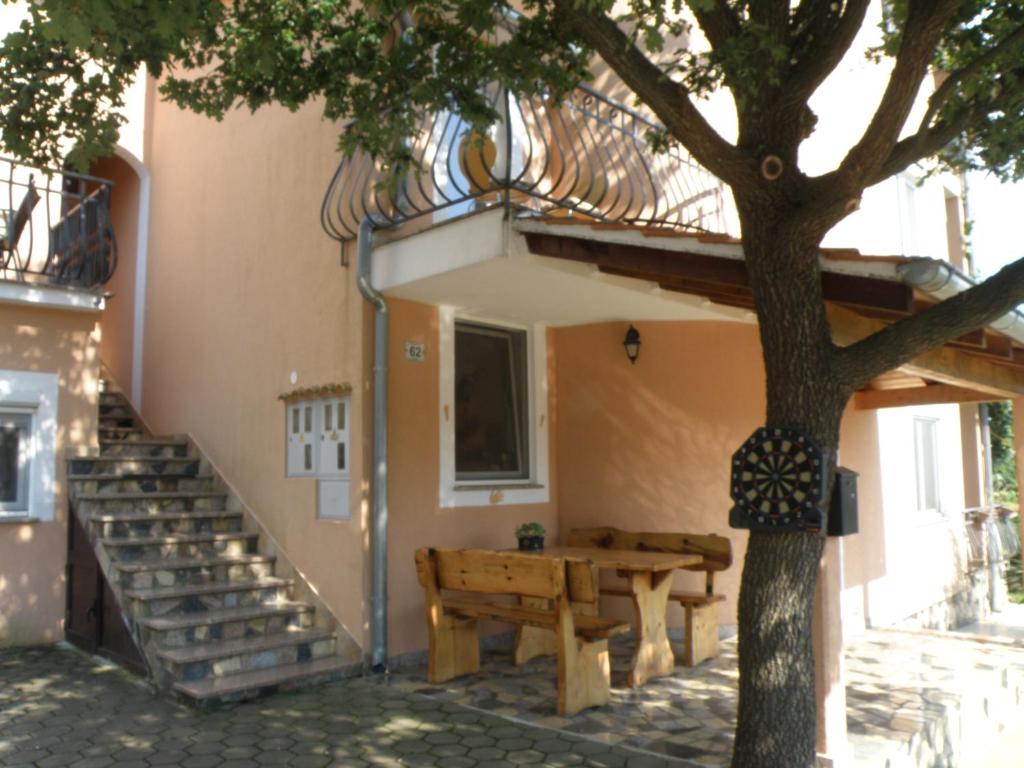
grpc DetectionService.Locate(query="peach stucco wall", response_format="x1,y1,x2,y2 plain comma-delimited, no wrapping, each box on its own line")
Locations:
140,95,369,648
386,299,559,656
91,154,140,401
0,303,100,645
554,320,762,630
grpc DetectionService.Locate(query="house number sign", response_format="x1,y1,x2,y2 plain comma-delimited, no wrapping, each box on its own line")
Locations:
728,426,826,533
404,342,426,362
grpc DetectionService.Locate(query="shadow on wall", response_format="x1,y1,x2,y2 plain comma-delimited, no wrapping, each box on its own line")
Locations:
0,306,100,645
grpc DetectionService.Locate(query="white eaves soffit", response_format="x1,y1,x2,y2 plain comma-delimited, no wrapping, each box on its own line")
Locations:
370,209,752,327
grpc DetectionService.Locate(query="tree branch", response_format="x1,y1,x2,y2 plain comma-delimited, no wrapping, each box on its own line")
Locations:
868,78,1024,184
786,0,872,103
830,0,965,193
554,2,753,188
919,23,1024,131
835,256,1024,390
684,0,740,51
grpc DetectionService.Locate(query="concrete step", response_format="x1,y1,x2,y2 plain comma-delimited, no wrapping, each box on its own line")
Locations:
156,628,336,682
100,417,138,430
69,456,201,476
100,439,190,458
75,491,228,518
124,576,294,617
101,531,258,562
172,656,348,703
89,509,243,539
113,553,276,590
69,474,217,496
137,602,314,648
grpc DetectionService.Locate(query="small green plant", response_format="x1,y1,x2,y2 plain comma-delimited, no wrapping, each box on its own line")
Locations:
515,522,545,538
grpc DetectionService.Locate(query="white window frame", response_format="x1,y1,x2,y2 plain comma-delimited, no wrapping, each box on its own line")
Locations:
0,370,57,521
913,416,941,515
438,307,549,508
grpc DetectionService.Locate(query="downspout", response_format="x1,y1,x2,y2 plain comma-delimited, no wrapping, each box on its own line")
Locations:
357,216,389,673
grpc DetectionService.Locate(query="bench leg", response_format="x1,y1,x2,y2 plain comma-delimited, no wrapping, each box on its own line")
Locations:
557,638,611,716
683,602,719,666
515,598,598,665
428,615,480,683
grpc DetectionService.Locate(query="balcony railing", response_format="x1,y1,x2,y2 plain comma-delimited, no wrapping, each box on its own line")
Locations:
321,83,726,244
1,157,117,291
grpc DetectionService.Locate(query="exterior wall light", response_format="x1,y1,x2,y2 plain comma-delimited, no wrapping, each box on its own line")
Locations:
623,324,641,364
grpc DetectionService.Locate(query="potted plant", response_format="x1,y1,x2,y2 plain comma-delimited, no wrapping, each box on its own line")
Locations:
515,522,546,552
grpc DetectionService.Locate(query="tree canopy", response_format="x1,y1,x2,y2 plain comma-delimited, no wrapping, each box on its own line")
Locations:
5,2,1024,767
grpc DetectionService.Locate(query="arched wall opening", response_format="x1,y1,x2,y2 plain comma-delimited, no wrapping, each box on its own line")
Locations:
88,149,149,406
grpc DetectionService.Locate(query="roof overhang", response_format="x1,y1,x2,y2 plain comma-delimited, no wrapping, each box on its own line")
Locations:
514,216,1024,400
371,208,752,327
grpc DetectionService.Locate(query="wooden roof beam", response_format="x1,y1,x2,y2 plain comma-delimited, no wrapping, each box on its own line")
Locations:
854,384,1004,410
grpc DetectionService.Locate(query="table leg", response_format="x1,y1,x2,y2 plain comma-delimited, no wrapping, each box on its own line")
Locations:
627,570,675,687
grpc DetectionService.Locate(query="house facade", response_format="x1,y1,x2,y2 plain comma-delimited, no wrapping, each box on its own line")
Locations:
2,2,1022,762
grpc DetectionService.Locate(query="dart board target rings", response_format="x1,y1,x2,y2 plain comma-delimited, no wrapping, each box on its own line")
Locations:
729,426,826,532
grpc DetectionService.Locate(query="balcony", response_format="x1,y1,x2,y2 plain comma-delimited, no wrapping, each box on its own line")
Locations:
320,84,726,246
1,157,117,292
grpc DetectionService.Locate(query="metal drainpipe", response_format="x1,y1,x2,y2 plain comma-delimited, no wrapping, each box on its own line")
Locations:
357,216,389,673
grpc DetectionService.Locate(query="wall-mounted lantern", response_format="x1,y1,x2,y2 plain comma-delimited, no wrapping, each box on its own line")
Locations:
623,325,641,365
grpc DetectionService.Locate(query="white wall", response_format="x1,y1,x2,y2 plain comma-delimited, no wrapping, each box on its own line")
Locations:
855,404,971,627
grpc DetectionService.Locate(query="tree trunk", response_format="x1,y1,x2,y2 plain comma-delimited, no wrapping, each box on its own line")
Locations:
731,202,849,768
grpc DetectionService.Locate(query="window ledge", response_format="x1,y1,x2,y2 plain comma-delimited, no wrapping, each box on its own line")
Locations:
453,483,545,491
0,516,41,525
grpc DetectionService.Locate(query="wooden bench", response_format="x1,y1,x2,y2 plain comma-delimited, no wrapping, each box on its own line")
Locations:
567,527,733,666
414,547,629,715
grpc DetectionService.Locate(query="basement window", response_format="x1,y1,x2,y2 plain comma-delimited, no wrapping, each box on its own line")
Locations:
0,411,32,515
0,370,57,521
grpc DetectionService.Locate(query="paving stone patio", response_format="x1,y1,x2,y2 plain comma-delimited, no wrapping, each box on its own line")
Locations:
3,623,1024,768
0,645,679,768
389,627,1024,767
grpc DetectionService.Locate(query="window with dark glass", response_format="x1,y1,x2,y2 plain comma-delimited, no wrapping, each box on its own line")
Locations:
455,322,529,481
0,411,31,514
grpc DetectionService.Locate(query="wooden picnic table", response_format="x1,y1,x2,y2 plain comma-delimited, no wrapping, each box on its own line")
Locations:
519,546,701,687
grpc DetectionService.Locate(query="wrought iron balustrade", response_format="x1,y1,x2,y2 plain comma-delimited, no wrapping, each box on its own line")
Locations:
1,156,117,290
321,83,726,244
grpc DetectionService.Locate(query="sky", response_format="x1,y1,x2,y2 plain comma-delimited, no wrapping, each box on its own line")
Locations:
968,174,1024,279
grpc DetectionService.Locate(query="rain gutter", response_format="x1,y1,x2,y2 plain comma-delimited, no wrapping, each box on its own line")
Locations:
357,216,389,673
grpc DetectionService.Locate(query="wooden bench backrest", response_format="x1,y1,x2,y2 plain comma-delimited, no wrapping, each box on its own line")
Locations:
567,527,733,572
416,548,566,600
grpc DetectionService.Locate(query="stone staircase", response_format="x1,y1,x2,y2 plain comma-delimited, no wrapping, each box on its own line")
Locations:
67,378,354,704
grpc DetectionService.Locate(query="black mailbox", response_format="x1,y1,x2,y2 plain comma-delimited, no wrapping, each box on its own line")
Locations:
827,466,858,537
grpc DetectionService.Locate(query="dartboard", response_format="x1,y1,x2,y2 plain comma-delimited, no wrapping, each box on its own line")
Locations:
729,426,826,532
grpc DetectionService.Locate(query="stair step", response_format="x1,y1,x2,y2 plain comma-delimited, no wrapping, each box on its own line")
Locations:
113,553,276,591
70,475,218,496
99,441,191,458
76,491,226,502
101,530,255,551
114,553,274,574
137,602,312,631
101,531,257,562
125,576,293,603
155,627,333,664
70,455,200,473
173,656,347,701
89,509,242,523
99,436,187,446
